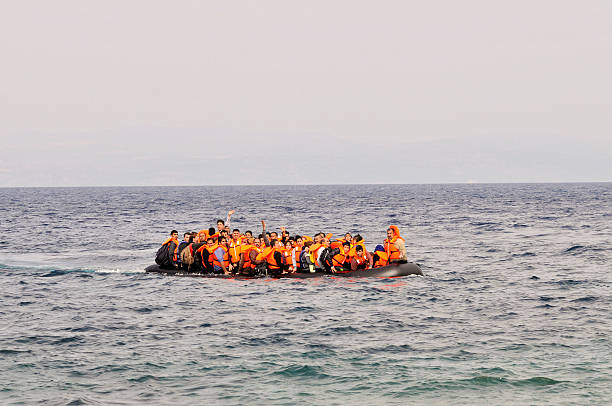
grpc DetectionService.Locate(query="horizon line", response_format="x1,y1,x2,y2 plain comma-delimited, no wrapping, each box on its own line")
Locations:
1,181,610,189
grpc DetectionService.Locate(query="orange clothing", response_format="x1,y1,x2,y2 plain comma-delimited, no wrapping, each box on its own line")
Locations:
229,238,243,264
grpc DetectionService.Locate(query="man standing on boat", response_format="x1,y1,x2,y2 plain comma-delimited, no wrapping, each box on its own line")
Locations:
215,210,235,235
384,225,407,263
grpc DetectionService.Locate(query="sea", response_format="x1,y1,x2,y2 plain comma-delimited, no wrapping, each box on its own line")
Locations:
0,183,610,405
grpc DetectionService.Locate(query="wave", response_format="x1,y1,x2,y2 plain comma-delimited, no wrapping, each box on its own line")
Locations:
0,262,146,276
563,245,609,255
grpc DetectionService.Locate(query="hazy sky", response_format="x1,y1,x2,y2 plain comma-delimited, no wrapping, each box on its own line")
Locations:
1,0,610,186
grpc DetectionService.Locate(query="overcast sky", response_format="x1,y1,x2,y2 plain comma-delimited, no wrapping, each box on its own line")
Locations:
1,0,610,186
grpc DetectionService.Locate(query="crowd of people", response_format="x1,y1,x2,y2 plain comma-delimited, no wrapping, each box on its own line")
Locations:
155,210,408,275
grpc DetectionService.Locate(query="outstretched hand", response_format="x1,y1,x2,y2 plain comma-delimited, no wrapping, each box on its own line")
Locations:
228,210,235,217
261,220,266,229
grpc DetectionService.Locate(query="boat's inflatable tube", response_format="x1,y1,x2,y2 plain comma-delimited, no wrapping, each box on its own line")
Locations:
145,262,422,278
287,262,422,278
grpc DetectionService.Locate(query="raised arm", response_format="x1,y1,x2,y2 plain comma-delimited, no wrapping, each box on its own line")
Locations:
261,220,270,246
225,210,235,229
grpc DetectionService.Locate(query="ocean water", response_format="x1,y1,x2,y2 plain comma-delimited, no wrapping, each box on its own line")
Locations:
0,183,610,405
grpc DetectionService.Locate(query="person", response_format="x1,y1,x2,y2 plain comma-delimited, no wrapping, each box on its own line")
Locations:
178,232,195,271
293,236,303,264
246,237,266,274
308,239,323,270
256,239,283,276
218,209,235,231
238,238,256,275
283,240,297,272
351,245,373,271
372,244,389,268
384,225,407,263
192,240,211,273
216,219,225,234
178,233,192,255
195,230,208,244
299,241,315,273
228,229,244,272
339,232,353,247
315,239,336,273
260,220,271,247
332,241,352,271
280,227,290,243
204,238,217,270
211,237,231,274
220,228,230,241
155,230,180,270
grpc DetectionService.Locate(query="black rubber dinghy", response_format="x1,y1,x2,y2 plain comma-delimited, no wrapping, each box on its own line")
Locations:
145,262,422,278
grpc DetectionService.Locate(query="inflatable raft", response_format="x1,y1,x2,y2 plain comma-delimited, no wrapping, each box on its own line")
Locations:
144,262,423,278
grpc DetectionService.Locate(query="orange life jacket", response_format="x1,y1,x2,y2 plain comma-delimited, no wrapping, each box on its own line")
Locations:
195,244,208,267
211,245,230,268
283,248,298,269
229,239,243,264
353,251,369,268
384,236,405,260
330,240,343,250
348,240,365,257
294,246,302,266
332,251,351,268
248,245,263,268
241,244,254,269
309,243,323,267
257,247,282,270
204,245,216,266
373,250,389,268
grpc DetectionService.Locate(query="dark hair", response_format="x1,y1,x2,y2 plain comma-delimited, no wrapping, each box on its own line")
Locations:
208,227,216,235
207,238,214,243
184,233,191,238
233,229,240,233
245,230,252,235
354,234,363,243
170,230,178,235
270,239,278,246
295,235,302,240
345,232,352,237
217,219,225,225
355,245,364,252
188,235,194,243
342,241,351,247
303,241,313,248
